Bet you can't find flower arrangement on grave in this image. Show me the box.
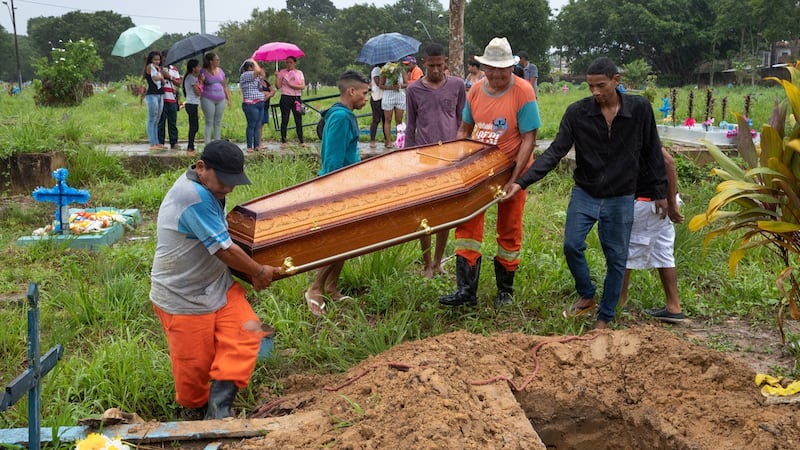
[721,96,728,122]
[380,62,403,86]
[684,89,695,127]
[74,433,130,450]
[744,94,752,119]
[33,209,129,236]
[704,88,715,129]
[670,88,678,126]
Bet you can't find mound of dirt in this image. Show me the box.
[237,325,798,449]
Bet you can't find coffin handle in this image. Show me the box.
[419,218,432,234]
[492,185,507,199]
[277,257,298,275]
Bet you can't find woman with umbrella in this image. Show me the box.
[143,50,166,150]
[200,52,232,143]
[275,56,306,145]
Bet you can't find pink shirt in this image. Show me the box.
[277,68,304,96]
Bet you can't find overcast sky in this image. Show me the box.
[2,0,568,36]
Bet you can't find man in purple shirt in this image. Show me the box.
[406,42,467,278]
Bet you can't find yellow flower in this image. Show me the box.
[74,433,130,450]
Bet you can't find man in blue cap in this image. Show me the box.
[150,139,278,420]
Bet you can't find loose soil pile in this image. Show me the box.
[235,325,798,449]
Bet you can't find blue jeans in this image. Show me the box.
[563,186,634,323]
[145,94,164,145]
[242,101,263,148]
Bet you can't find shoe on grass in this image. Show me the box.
[645,307,685,323]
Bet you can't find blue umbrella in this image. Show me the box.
[356,32,421,66]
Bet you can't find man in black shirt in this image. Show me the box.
[505,57,667,329]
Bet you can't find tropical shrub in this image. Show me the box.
[32,39,103,106]
[689,62,800,341]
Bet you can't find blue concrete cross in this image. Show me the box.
[31,168,90,235]
[0,283,64,450]
[658,97,671,119]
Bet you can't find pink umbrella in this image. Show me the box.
[252,42,304,62]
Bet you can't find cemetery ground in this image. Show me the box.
[1,84,799,448]
[2,145,800,449]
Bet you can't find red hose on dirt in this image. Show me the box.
[471,332,601,391]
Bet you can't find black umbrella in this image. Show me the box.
[164,34,226,66]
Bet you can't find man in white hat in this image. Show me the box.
[440,37,541,309]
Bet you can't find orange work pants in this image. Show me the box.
[153,282,263,409]
[454,189,527,271]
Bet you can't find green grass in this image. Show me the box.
[0,81,788,161]
[0,80,796,438]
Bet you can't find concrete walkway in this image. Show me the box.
[101,140,554,159]
[100,141,384,159]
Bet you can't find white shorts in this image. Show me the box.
[626,197,680,269]
[382,89,406,110]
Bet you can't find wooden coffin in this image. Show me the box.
[227,139,513,281]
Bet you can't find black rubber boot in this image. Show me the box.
[439,256,481,306]
[493,258,515,308]
[204,380,237,420]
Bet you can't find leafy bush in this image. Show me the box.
[32,39,103,107]
[690,62,800,340]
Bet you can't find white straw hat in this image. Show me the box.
[474,37,515,68]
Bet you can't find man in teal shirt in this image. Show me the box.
[305,71,370,315]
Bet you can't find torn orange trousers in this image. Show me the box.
[153,281,263,409]
[454,189,527,271]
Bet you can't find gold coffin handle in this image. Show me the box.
[277,257,297,275]
[419,218,432,235]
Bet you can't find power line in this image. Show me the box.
[15,0,223,26]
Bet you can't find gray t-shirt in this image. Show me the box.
[150,168,233,315]
[523,63,538,96]
[184,73,201,105]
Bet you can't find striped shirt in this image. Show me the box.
[163,65,181,104]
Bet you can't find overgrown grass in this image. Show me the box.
[0,148,794,435]
[0,81,787,159]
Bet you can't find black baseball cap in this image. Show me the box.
[200,140,251,186]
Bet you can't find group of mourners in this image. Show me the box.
[148,36,685,421]
[142,51,307,153]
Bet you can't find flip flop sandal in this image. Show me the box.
[330,294,353,302]
[562,298,597,318]
[304,290,326,317]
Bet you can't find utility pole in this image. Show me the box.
[3,0,22,90]
[199,0,206,34]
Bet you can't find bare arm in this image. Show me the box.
[214,243,276,291]
[456,121,474,140]
[663,148,684,223]
[502,130,537,200]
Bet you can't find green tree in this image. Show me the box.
[33,39,103,106]
[621,58,651,90]
[216,9,331,85]
[27,11,137,82]
[465,0,552,78]
[555,0,715,84]
[286,0,338,25]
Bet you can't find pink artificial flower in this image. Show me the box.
[683,117,695,127]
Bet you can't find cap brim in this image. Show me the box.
[474,56,516,68]
[215,171,251,187]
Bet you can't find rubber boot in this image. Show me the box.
[439,256,481,306]
[204,380,237,420]
[493,258,515,308]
